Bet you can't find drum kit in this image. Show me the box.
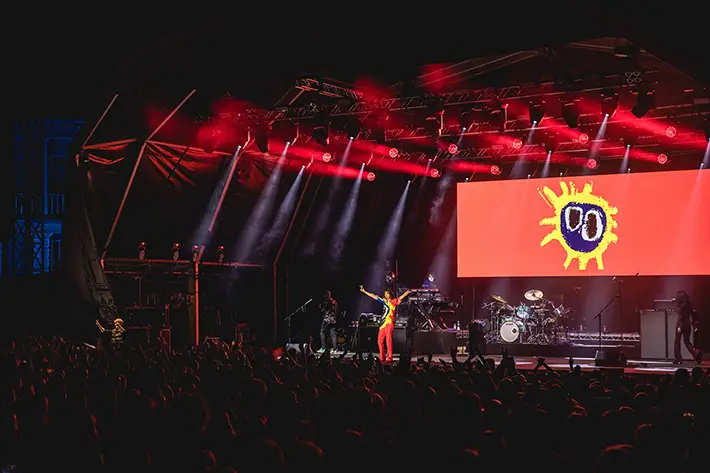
[482,289,570,344]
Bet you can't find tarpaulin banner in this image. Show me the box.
[457,169,710,277]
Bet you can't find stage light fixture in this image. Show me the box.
[490,165,501,176]
[587,158,598,169]
[322,152,333,162]
[489,107,507,132]
[529,102,545,125]
[273,121,298,145]
[172,243,180,261]
[217,245,225,263]
[198,125,223,154]
[447,143,458,155]
[562,101,579,128]
[601,91,618,118]
[254,123,270,153]
[657,153,668,164]
[344,117,361,140]
[512,138,523,150]
[430,168,441,178]
[137,242,146,260]
[578,133,590,145]
[312,120,330,147]
[191,245,199,263]
[389,147,399,158]
[459,110,474,131]
[665,126,677,138]
[425,115,442,138]
[366,172,376,182]
[631,90,654,118]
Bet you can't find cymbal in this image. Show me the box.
[491,295,508,304]
[524,289,544,301]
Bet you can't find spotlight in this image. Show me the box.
[191,245,199,263]
[366,172,376,182]
[217,245,225,263]
[389,147,399,158]
[172,243,180,261]
[665,126,677,138]
[657,153,668,164]
[490,164,502,176]
[430,168,441,178]
[137,242,146,260]
[631,90,654,118]
[529,102,545,125]
[273,121,298,145]
[578,133,590,145]
[512,138,523,150]
[322,152,333,162]
[562,101,579,129]
[587,158,598,169]
[447,143,459,155]
[601,91,618,117]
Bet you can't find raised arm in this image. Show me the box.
[359,285,379,301]
[397,289,412,303]
[95,320,106,334]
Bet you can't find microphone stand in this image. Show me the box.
[594,294,620,352]
[284,299,312,344]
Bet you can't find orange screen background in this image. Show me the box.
[457,170,710,277]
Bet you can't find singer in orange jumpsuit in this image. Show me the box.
[360,285,411,362]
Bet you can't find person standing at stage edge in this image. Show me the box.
[360,285,411,362]
[673,290,702,364]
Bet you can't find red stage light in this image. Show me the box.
[665,126,677,138]
[587,158,598,169]
[448,143,459,155]
[389,147,399,158]
[512,138,523,150]
[657,153,668,164]
[430,168,441,178]
[366,172,376,181]
[322,152,332,162]
[490,165,501,175]
[578,133,589,145]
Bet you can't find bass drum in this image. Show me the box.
[500,320,525,343]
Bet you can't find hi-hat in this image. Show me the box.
[524,289,544,301]
[491,295,508,304]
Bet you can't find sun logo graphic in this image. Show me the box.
[539,181,619,270]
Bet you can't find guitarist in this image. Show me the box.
[319,290,339,352]
[360,285,411,362]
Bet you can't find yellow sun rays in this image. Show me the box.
[539,181,619,270]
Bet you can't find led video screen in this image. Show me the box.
[457,170,710,277]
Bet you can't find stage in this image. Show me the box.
[338,353,708,375]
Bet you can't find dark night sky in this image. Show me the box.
[8,5,707,121]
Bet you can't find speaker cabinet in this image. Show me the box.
[640,310,694,360]
[640,310,667,359]
[595,348,627,367]
[413,331,457,355]
[355,326,411,355]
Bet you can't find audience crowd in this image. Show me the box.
[0,336,708,473]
